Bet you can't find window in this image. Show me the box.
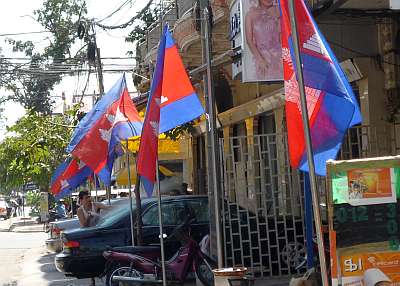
[142,202,187,226]
[186,199,209,223]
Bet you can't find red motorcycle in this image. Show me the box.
[103,218,216,286]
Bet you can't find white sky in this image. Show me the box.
[0,0,147,139]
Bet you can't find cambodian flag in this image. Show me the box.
[50,158,92,199]
[137,26,204,197]
[279,0,362,175]
[159,28,204,133]
[66,75,143,185]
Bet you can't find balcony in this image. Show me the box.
[135,0,231,90]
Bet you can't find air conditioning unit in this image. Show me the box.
[341,0,400,10]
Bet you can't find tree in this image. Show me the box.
[0,0,88,114]
[0,110,75,195]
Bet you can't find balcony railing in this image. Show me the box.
[136,0,196,62]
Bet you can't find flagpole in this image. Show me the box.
[157,2,167,283]
[204,6,224,268]
[156,159,167,286]
[125,139,135,247]
[287,1,329,285]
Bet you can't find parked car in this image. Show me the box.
[0,199,12,219]
[46,198,129,252]
[55,195,210,279]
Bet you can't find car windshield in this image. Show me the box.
[96,200,132,227]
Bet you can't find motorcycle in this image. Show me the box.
[103,217,216,286]
[36,210,68,232]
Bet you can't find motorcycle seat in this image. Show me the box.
[110,245,160,254]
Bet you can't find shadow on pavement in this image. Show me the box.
[37,251,105,286]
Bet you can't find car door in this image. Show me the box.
[79,213,131,254]
[141,200,187,258]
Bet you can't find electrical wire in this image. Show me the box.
[0,31,52,37]
[97,0,134,23]
[328,40,400,67]
[96,0,154,30]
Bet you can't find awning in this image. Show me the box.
[126,134,182,154]
[116,164,175,186]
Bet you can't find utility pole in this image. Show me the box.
[91,21,110,204]
[95,47,105,96]
[200,0,224,268]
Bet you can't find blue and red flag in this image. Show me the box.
[279,0,361,175]
[66,74,143,185]
[137,26,204,197]
[136,27,166,198]
[50,158,92,199]
[159,28,204,133]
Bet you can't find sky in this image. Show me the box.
[0,0,147,139]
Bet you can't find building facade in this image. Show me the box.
[133,0,400,281]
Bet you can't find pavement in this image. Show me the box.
[0,216,105,286]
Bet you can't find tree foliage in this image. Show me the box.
[0,0,87,114]
[125,5,159,57]
[0,109,77,195]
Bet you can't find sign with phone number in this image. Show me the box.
[328,161,400,286]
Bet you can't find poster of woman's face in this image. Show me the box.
[241,0,283,82]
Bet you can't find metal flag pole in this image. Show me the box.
[204,6,224,268]
[125,139,135,247]
[287,1,329,285]
[156,159,167,286]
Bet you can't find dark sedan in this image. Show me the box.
[55,195,210,279]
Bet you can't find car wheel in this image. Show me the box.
[108,266,143,286]
[281,241,307,270]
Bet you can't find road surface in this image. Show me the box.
[0,219,104,286]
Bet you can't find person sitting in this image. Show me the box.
[77,190,109,228]
[76,190,109,286]
[55,200,67,218]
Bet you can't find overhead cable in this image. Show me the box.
[96,0,153,30]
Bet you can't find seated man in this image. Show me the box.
[77,190,109,227]
[55,200,67,218]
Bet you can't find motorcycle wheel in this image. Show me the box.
[107,266,143,286]
[280,241,307,270]
[195,256,217,286]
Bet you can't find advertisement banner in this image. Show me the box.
[230,0,242,79]
[339,252,400,286]
[327,157,400,286]
[240,0,283,82]
[332,168,398,206]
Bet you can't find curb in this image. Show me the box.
[8,216,37,232]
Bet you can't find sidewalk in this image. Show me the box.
[0,215,44,232]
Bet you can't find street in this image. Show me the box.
[0,219,104,286]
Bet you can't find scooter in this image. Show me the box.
[103,218,216,286]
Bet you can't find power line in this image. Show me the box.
[95,0,154,30]
[0,31,52,37]
[0,56,135,60]
[97,0,134,23]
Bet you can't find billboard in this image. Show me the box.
[240,0,283,82]
[327,157,400,286]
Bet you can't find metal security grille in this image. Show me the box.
[221,133,306,277]
[220,124,400,278]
